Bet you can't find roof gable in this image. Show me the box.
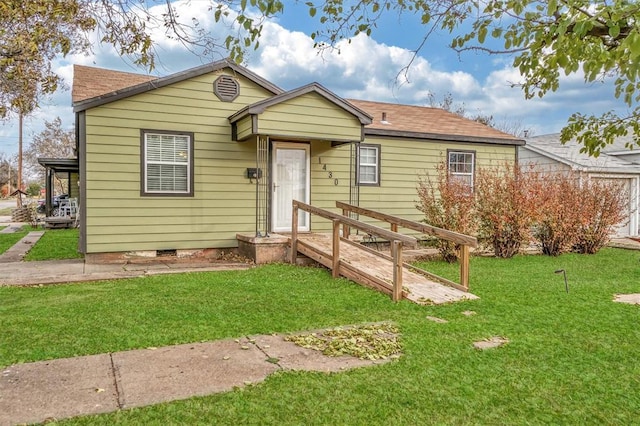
[73,59,283,112]
[349,99,524,145]
[524,133,640,173]
[229,83,372,125]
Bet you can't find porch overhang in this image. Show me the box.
[229,83,372,144]
[38,157,79,217]
[37,158,79,173]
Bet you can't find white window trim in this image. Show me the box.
[141,130,194,197]
[358,144,380,186]
[448,150,475,189]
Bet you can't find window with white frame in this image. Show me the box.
[358,144,380,185]
[448,150,475,188]
[142,130,194,196]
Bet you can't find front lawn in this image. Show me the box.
[0,227,81,259]
[0,226,28,254]
[1,249,639,424]
[24,228,82,261]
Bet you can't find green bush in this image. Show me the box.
[26,182,41,197]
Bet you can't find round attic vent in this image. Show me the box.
[213,75,240,102]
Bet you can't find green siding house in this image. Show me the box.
[71,59,523,260]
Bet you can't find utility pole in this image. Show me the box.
[17,113,22,207]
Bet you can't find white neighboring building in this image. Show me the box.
[520,134,640,237]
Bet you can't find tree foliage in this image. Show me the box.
[3,0,639,152]
[0,1,94,116]
[24,117,75,184]
[26,182,41,197]
[0,0,282,117]
[0,153,17,197]
[303,0,640,154]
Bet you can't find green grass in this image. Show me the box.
[2,249,640,424]
[24,228,82,261]
[0,226,28,254]
[0,226,81,260]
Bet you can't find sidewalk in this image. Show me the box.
[0,258,252,286]
[0,219,252,286]
[1,333,385,425]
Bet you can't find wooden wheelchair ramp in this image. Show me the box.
[290,201,479,305]
[295,233,477,305]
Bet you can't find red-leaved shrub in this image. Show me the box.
[572,178,628,254]
[530,172,628,255]
[416,163,477,262]
[416,162,628,259]
[475,163,540,258]
[532,173,584,256]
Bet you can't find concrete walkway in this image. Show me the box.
[0,258,252,286]
[1,334,386,425]
[0,231,44,263]
[609,237,640,250]
[0,224,25,234]
[0,218,253,286]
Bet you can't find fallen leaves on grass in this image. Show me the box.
[284,323,401,360]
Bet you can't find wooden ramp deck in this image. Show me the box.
[296,233,478,305]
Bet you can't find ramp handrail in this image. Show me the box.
[291,200,413,301]
[336,201,475,291]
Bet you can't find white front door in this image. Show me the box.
[272,143,310,232]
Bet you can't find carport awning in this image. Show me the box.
[37,158,79,173]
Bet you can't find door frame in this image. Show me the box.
[271,142,311,232]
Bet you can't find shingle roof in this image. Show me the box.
[524,133,640,173]
[72,60,283,112]
[598,133,640,155]
[348,99,523,144]
[72,65,156,103]
[71,63,522,145]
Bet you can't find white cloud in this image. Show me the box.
[251,30,483,107]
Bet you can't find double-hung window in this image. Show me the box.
[141,130,194,196]
[358,144,380,186]
[448,150,475,189]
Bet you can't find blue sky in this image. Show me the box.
[0,0,632,158]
